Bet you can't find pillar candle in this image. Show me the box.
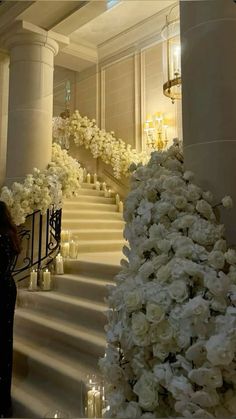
[43,269,51,291]
[104,189,108,198]
[55,254,64,275]
[83,168,87,181]
[115,194,120,205]
[29,270,37,291]
[61,230,70,243]
[87,173,91,184]
[102,182,106,191]
[69,240,77,259]
[93,173,97,184]
[94,390,102,418]
[95,181,100,191]
[61,242,69,258]
[108,189,112,198]
[118,201,124,213]
[87,388,95,418]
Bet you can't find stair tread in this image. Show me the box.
[15,308,105,347]
[14,336,97,383]
[63,228,123,233]
[55,273,113,286]
[18,289,107,311]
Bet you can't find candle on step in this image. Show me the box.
[118,201,124,213]
[87,173,91,184]
[61,242,69,258]
[87,387,96,418]
[83,168,87,181]
[69,240,77,259]
[55,253,64,275]
[29,269,37,291]
[104,189,108,198]
[61,230,70,243]
[102,182,106,191]
[43,269,51,291]
[95,181,100,191]
[115,194,120,205]
[93,173,97,184]
[108,189,112,198]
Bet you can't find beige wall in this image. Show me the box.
[54,41,182,151]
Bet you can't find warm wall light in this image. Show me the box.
[161,4,181,104]
[144,113,168,150]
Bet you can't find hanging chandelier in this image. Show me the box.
[161,4,181,104]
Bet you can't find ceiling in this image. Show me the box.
[0,0,177,71]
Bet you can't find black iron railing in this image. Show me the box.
[13,207,62,282]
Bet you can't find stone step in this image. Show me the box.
[65,196,116,204]
[63,229,124,241]
[64,202,117,212]
[17,290,107,331]
[15,309,105,359]
[62,218,124,230]
[81,182,97,189]
[13,338,95,418]
[54,274,113,301]
[77,188,109,197]
[64,254,121,279]
[76,239,124,253]
[62,210,122,220]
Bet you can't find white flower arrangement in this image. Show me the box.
[0,143,83,225]
[100,139,236,418]
[53,111,149,179]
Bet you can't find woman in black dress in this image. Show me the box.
[0,201,20,418]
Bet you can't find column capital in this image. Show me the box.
[0,20,69,56]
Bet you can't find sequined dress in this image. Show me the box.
[0,234,17,417]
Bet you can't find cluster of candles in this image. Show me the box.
[29,268,52,291]
[86,377,108,418]
[84,169,124,213]
[60,230,78,259]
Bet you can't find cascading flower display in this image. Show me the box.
[100,139,236,418]
[53,111,149,179]
[0,144,83,225]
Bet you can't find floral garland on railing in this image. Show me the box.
[100,139,236,418]
[53,111,149,179]
[0,144,83,225]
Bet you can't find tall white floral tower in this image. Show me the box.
[100,140,236,418]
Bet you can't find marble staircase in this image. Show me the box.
[12,181,124,418]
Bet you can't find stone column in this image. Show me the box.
[0,52,9,186]
[180,0,236,244]
[5,32,58,183]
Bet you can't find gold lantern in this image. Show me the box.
[162,4,181,104]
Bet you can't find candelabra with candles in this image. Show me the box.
[144,113,168,151]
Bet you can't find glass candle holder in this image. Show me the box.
[44,410,70,418]
[55,253,64,275]
[61,242,70,259]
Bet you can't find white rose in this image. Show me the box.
[205,334,234,366]
[133,372,158,411]
[188,367,222,388]
[124,290,143,312]
[174,195,187,209]
[213,239,227,252]
[183,171,194,181]
[152,345,169,361]
[187,184,202,202]
[153,363,173,387]
[196,199,216,221]
[225,395,236,413]
[118,401,142,418]
[168,280,188,303]
[202,190,213,203]
[222,195,233,208]
[132,312,149,338]
[225,248,236,265]
[169,376,193,400]
[150,320,173,343]
[191,389,219,408]
[182,296,209,318]
[208,250,225,269]
[146,303,165,323]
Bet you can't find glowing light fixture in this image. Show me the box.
[161,4,181,103]
[144,112,169,151]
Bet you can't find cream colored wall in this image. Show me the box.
[53,41,182,151]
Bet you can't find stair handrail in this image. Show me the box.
[12,206,62,282]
